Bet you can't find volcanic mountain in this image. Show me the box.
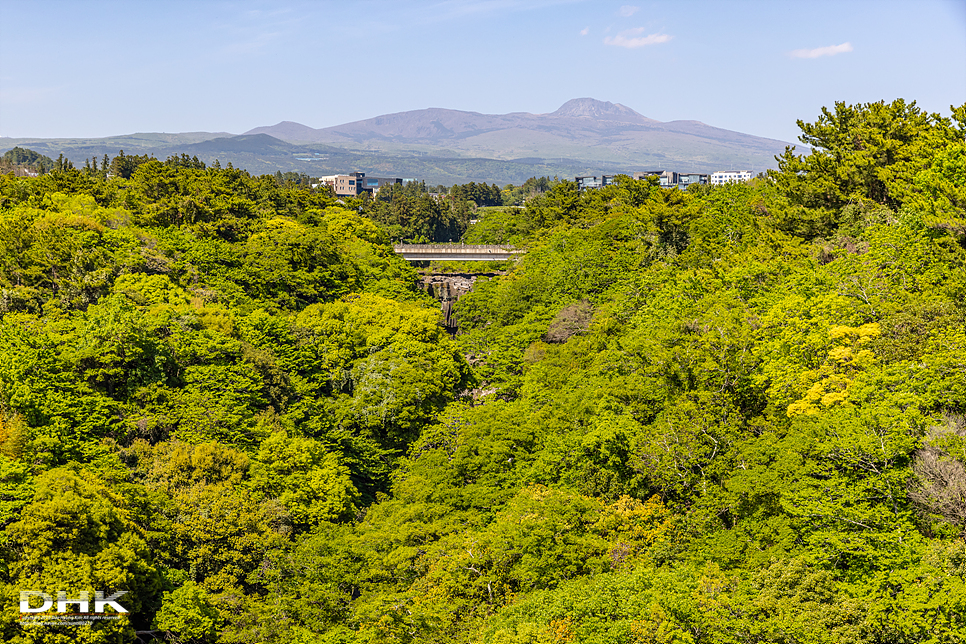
[244,98,792,172]
[2,99,795,183]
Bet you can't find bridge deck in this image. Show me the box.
[393,244,524,261]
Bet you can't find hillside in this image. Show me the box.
[245,98,793,172]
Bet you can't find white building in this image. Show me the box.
[710,170,753,185]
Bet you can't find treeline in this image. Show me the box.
[361,180,467,243]
[352,178,554,244]
[30,145,556,243]
[0,98,963,643]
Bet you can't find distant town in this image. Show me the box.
[316,169,755,198]
[575,170,754,191]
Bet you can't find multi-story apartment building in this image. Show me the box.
[676,173,710,188]
[634,170,677,187]
[361,176,405,192]
[318,172,409,197]
[318,172,366,197]
[576,175,619,190]
[710,170,753,185]
[633,170,709,189]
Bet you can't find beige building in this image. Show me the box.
[318,172,407,197]
[318,172,365,197]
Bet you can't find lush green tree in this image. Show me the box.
[0,147,56,175]
[109,150,154,180]
[364,181,465,243]
[908,138,966,232]
[1,466,160,643]
[770,99,964,215]
[153,581,221,644]
[250,431,358,528]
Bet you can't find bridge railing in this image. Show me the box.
[392,244,521,252]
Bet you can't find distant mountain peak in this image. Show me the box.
[225,100,789,178]
[550,98,654,122]
[244,120,320,140]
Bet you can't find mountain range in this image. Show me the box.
[1,99,797,185]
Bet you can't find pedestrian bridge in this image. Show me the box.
[393,244,524,261]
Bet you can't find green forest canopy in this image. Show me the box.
[0,98,965,643]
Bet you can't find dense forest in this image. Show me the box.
[1,98,965,643]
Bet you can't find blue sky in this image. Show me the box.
[1,0,964,145]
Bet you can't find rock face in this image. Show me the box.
[420,273,491,330]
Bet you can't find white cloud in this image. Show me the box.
[789,42,854,58]
[580,26,589,36]
[618,5,639,17]
[604,28,671,49]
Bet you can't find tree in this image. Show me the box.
[109,150,154,180]
[907,135,966,232]
[770,99,964,213]
[2,466,160,643]
[154,581,220,644]
[250,431,358,528]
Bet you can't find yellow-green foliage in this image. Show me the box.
[787,323,881,416]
